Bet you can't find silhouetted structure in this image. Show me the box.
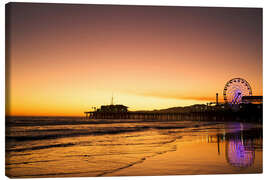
[84,77,262,122]
[98,105,128,113]
[242,96,263,104]
[85,104,128,119]
[84,102,262,123]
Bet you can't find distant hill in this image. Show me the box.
[133,104,208,113]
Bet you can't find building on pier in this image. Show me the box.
[98,104,128,113]
[84,104,128,119]
[241,96,263,104]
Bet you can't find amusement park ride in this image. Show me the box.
[221,77,262,106]
[223,78,253,105]
[207,77,262,108]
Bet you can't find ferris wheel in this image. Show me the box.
[223,78,252,104]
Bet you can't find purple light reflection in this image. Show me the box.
[226,137,255,168]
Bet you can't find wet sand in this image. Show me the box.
[106,124,262,176]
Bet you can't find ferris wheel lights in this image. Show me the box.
[223,78,252,104]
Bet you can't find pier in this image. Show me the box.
[84,86,262,123]
[84,103,262,122]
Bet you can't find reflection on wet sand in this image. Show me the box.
[204,123,262,169]
[226,137,255,168]
[107,122,262,176]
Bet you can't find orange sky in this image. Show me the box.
[6,3,262,116]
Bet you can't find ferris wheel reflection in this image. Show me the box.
[225,135,255,168]
[207,123,262,168]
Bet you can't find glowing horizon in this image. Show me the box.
[6,3,262,116]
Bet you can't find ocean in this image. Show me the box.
[5,116,262,178]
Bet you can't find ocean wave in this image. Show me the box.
[6,142,75,152]
[6,127,151,142]
[6,121,222,142]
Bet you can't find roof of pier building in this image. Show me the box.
[97,104,128,112]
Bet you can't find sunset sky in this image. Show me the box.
[6,3,262,116]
